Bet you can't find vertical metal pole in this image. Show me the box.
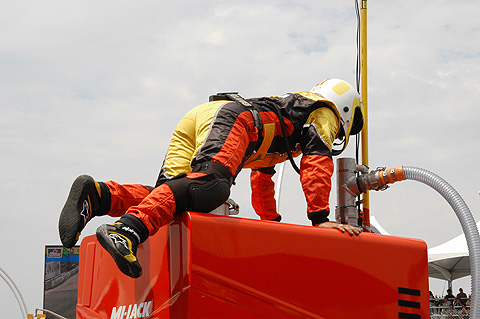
[0,266,28,319]
[274,162,286,214]
[335,158,361,227]
[360,0,370,231]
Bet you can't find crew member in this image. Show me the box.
[58,78,364,278]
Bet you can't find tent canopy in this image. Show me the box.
[372,216,477,282]
[427,225,475,281]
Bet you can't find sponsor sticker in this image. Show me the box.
[47,248,63,258]
[111,301,152,319]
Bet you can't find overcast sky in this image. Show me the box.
[1,0,480,317]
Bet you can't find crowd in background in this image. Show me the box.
[430,288,471,318]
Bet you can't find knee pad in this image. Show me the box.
[189,179,230,212]
[165,168,231,213]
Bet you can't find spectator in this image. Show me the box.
[429,291,435,306]
[466,296,471,307]
[459,304,470,319]
[442,296,453,307]
[454,297,464,308]
[445,289,455,302]
[457,288,468,305]
[443,304,458,318]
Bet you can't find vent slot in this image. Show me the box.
[398,287,421,296]
[398,313,421,319]
[398,300,420,309]
[398,287,422,318]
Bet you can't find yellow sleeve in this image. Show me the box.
[304,107,340,152]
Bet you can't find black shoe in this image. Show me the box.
[59,175,109,248]
[96,222,143,278]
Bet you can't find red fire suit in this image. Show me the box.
[103,91,341,237]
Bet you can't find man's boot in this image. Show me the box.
[95,215,148,278]
[59,175,110,248]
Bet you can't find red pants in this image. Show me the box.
[105,181,176,236]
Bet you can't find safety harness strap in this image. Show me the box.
[244,122,275,166]
[209,92,263,141]
[209,92,301,175]
[263,100,301,174]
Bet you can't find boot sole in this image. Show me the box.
[96,225,142,278]
[58,175,93,248]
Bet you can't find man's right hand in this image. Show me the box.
[314,221,362,236]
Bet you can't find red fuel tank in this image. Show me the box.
[77,212,429,318]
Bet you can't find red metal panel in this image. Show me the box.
[77,212,429,318]
[77,224,175,319]
[78,241,95,307]
[187,213,429,318]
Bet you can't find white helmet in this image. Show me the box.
[311,78,364,155]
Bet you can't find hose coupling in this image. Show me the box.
[345,166,406,197]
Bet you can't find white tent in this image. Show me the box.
[427,222,478,282]
[370,216,390,235]
[372,216,475,283]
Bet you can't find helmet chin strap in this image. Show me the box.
[332,138,347,156]
[332,124,347,156]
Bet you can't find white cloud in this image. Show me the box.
[1,0,479,316]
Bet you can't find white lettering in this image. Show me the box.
[110,306,124,319]
[129,304,138,319]
[111,301,152,319]
[124,305,132,319]
[137,303,144,318]
[143,301,152,317]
